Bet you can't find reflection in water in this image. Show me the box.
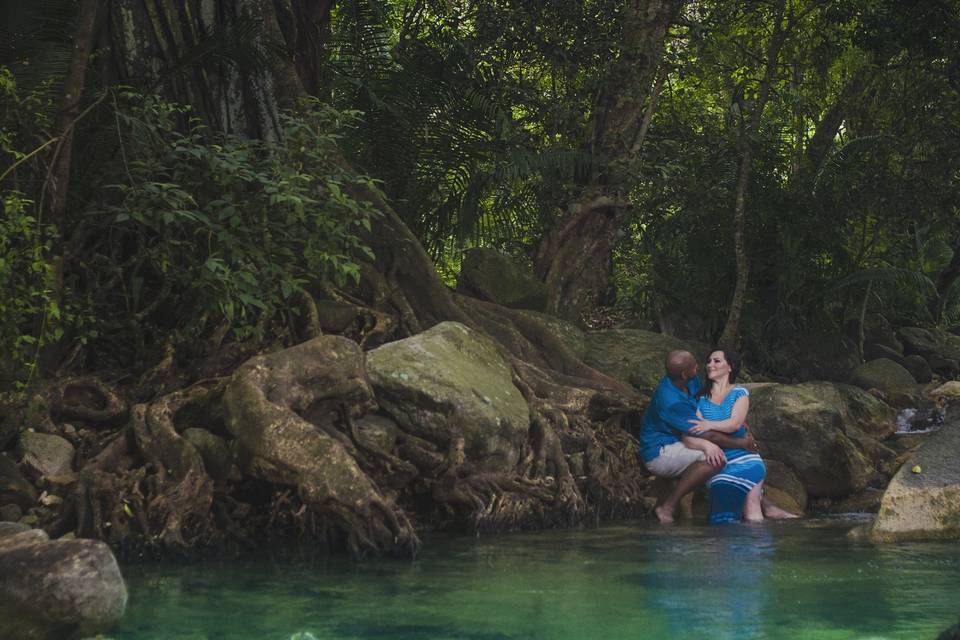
[115,518,960,640]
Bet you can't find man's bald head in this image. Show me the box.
[665,350,697,382]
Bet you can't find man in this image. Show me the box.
[639,350,757,523]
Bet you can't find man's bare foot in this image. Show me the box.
[762,502,799,519]
[655,504,675,524]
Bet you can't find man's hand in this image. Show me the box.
[702,440,726,467]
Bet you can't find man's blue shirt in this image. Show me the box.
[639,375,702,463]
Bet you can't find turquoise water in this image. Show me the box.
[114,517,960,640]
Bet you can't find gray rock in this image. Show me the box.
[871,413,960,541]
[516,310,587,356]
[0,535,127,638]
[353,414,401,453]
[849,358,917,392]
[864,314,903,354]
[17,431,75,479]
[367,322,530,473]
[899,326,960,361]
[763,459,807,513]
[863,342,905,365]
[182,428,233,483]
[927,353,959,378]
[748,382,892,498]
[456,248,549,312]
[901,354,933,384]
[0,521,30,538]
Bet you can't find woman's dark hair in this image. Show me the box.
[698,348,742,399]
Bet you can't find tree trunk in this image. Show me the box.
[718,0,788,348]
[534,0,686,323]
[72,0,647,556]
[38,0,101,374]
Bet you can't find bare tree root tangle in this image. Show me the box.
[222,336,419,557]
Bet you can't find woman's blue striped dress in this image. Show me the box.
[697,386,766,524]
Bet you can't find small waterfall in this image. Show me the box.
[895,402,946,434]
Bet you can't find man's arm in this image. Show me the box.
[698,425,759,452]
[680,435,726,467]
[688,396,749,434]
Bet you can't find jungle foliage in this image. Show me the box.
[1,0,959,386]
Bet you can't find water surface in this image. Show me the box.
[115,517,960,639]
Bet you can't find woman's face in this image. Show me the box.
[705,350,730,382]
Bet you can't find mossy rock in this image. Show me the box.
[456,248,549,312]
[849,358,917,392]
[747,383,891,498]
[367,322,530,473]
[578,329,709,400]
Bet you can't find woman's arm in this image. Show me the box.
[688,395,750,434]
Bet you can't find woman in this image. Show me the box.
[687,349,766,524]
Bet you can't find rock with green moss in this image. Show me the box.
[367,321,530,473]
[747,382,893,498]
[898,326,960,362]
[849,358,917,392]
[456,248,549,312]
[870,413,960,542]
[577,329,709,399]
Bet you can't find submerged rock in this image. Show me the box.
[0,529,127,639]
[367,321,530,473]
[870,414,960,542]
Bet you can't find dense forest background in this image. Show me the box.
[1,0,959,389]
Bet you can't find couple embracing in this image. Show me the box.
[639,348,797,524]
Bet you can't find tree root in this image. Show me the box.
[223,336,420,556]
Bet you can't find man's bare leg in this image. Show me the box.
[742,483,764,522]
[655,461,716,524]
[761,495,799,519]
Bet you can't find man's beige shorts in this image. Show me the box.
[646,442,706,478]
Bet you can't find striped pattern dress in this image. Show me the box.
[697,386,766,524]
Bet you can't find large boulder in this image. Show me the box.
[456,248,549,312]
[367,321,530,473]
[898,326,960,362]
[0,529,127,638]
[747,382,894,498]
[870,413,960,542]
[864,314,903,354]
[863,342,905,366]
[577,329,708,399]
[848,358,917,392]
[17,432,75,480]
[901,354,933,384]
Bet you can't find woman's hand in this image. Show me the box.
[688,418,713,435]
